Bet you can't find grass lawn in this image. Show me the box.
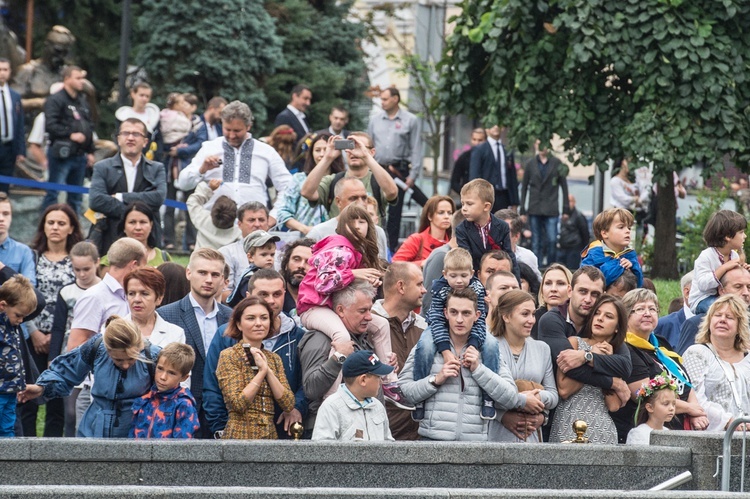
[652,279,683,317]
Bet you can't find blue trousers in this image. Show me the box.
[530,215,559,265]
[0,393,17,437]
[43,154,87,214]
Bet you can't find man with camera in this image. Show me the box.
[367,87,424,251]
[43,65,95,214]
[300,132,397,225]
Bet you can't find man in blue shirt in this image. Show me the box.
[0,193,35,284]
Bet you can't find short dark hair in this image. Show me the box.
[247,268,285,293]
[237,201,269,221]
[703,210,747,248]
[131,82,151,93]
[331,106,348,116]
[445,287,478,310]
[571,266,606,289]
[182,93,199,106]
[0,58,10,66]
[480,250,512,268]
[120,117,148,137]
[382,86,400,102]
[495,209,523,236]
[211,195,237,230]
[607,270,637,295]
[224,296,276,340]
[291,84,311,97]
[62,65,83,79]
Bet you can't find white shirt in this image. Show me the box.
[219,239,249,291]
[515,245,543,282]
[206,121,220,140]
[121,154,138,192]
[188,293,219,353]
[626,423,660,445]
[177,136,292,209]
[28,112,46,147]
[0,83,13,142]
[287,104,309,134]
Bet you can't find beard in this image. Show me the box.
[282,267,304,288]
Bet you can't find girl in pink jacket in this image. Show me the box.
[297,205,411,409]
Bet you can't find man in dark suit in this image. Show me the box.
[519,140,570,266]
[274,84,312,148]
[450,128,486,197]
[88,118,167,254]
[0,58,25,193]
[653,271,693,348]
[157,248,232,438]
[469,125,518,211]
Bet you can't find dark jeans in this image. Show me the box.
[0,142,15,193]
[44,154,87,214]
[387,188,405,252]
[558,247,581,270]
[530,215,559,266]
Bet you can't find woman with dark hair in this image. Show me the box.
[549,295,628,444]
[269,133,344,234]
[610,288,708,442]
[156,262,190,306]
[24,203,83,437]
[488,290,558,442]
[392,195,454,266]
[518,262,540,303]
[215,296,295,439]
[100,202,172,270]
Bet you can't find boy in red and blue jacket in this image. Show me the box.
[130,343,199,439]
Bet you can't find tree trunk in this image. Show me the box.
[650,178,679,279]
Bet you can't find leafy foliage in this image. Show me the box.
[440,0,750,277]
[262,0,371,132]
[135,0,283,125]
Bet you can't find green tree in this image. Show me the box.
[440,0,750,278]
[261,0,370,133]
[135,0,283,125]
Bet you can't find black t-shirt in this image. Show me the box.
[610,341,692,443]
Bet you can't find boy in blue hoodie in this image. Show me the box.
[580,208,643,288]
[130,343,199,439]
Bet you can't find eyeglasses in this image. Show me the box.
[118,131,147,139]
[631,306,658,316]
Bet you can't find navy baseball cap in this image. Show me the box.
[342,350,394,377]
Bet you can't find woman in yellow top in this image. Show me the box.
[216,296,294,439]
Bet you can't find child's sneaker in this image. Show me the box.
[383,382,415,411]
[481,399,497,420]
[412,404,425,421]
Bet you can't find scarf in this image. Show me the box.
[222,137,254,184]
[626,332,691,388]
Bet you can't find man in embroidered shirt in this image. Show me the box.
[176,100,291,215]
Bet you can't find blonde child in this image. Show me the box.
[688,210,748,314]
[627,373,678,445]
[581,208,643,289]
[297,204,411,410]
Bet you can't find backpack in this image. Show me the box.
[85,336,156,384]
[327,172,385,220]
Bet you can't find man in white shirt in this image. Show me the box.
[176,100,292,211]
[88,118,167,253]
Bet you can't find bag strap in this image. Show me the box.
[86,336,104,369]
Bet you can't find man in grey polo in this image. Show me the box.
[367,87,423,252]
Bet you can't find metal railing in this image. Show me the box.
[720,416,750,492]
[649,471,692,491]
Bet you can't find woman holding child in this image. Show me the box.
[488,290,558,442]
[610,289,708,443]
[549,295,628,444]
[216,297,295,439]
[19,316,161,438]
[683,295,750,431]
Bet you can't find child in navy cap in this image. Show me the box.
[312,350,395,441]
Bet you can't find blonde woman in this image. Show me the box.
[683,294,750,431]
[531,263,572,340]
[18,316,160,438]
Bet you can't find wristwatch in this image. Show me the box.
[542,411,549,426]
[333,352,346,364]
[584,350,594,363]
[428,375,439,387]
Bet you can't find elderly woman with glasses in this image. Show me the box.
[610,288,708,443]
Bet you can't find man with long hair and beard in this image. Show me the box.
[280,238,314,316]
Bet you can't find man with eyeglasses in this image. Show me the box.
[305,177,389,259]
[88,117,166,254]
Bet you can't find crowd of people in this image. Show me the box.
[0,63,749,445]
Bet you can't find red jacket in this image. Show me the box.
[392,228,448,266]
